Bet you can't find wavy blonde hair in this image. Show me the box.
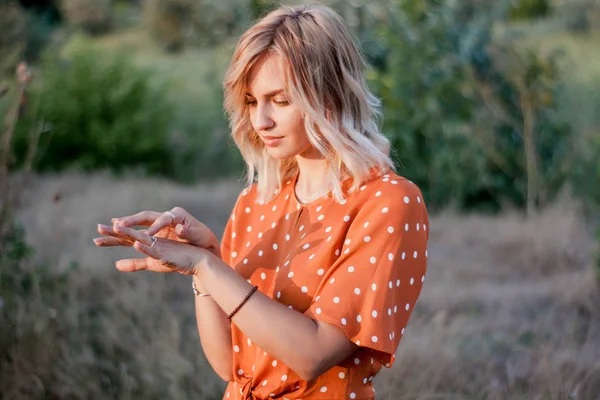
[223,4,394,203]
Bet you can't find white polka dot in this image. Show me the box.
[262,380,268,386]
[382,178,389,182]
[388,281,393,289]
[316,308,322,314]
[327,235,332,242]
[375,191,381,197]
[372,310,378,318]
[402,328,405,334]
[388,308,392,316]
[344,248,350,254]
[330,278,335,284]
[301,286,308,293]
[284,260,290,267]
[426,250,428,257]
[413,251,418,258]
[404,196,410,204]
[258,232,263,238]
[272,205,277,211]
[258,250,263,256]
[339,372,345,379]
[285,234,290,241]
[246,226,252,232]
[417,196,421,203]
[354,288,361,295]
[325,226,332,233]
[243,258,248,264]
[410,277,414,285]
[303,243,310,249]
[343,215,350,222]
[396,279,401,287]
[232,251,237,258]
[350,393,356,399]
[317,268,325,276]
[405,303,410,310]
[272,360,277,367]
[227,392,230,398]
[354,358,360,365]
[416,223,420,231]
[234,345,240,352]
[370,257,376,264]
[356,315,362,323]
[422,275,425,282]
[320,386,328,393]
[391,180,398,185]
[333,297,340,303]
[271,222,276,228]
[402,252,406,260]
[288,272,294,278]
[260,215,265,221]
[364,236,371,242]
[277,292,281,298]
[345,239,351,246]
[363,377,368,384]
[340,199,347,204]
[341,318,347,325]
[238,369,244,375]
[299,225,304,232]
[405,223,409,231]
[387,226,394,233]
[348,266,355,272]
[308,253,315,260]
[245,207,251,213]
[318,215,324,221]
[281,374,288,381]
[382,207,389,213]
[394,305,398,313]
[335,249,340,256]
[232,232,236,238]
[247,338,252,346]
[364,222,370,228]
[273,243,278,250]
[388,253,394,261]
[261,272,266,280]
[360,185,367,191]
[424,224,427,231]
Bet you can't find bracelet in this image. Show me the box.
[192,278,211,297]
[228,285,259,320]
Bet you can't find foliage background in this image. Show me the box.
[1,0,599,398]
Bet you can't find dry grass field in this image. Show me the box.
[3,172,598,399]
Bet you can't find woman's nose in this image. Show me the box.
[253,103,275,131]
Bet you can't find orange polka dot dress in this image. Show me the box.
[220,168,429,399]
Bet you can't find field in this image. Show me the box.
[8,171,599,399]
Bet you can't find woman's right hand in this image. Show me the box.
[96,207,221,258]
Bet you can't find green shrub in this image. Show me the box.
[509,0,551,21]
[13,44,175,176]
[0,1,28,76]
[59,0,113,35]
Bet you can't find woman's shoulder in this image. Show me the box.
[355,170,425,207]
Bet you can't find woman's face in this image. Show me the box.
[245,54,317,160]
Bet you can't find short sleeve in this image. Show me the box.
[304,181,429,367]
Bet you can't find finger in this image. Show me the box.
[133,240,178,271]
[113,211,162,228]
[113,224,154,246]
[93,236,134,247]
[98,224,128,238]
[146,209,186,236]
[115,258,150,272]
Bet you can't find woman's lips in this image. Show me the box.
[262,136,284,147]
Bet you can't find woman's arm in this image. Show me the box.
[192,276,234,382]
[196,251,358,382]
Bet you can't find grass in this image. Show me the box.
[2,171,599,399]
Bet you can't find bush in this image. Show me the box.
[12,43,175,176]
[59,0,113,35]
[509,0,551,21]
[0,1,28,76]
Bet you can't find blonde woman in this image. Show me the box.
[94,4,429,399]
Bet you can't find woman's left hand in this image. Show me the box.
[107,224,208,275]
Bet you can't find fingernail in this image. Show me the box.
[93,238,101,245]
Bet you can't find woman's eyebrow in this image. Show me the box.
[244,89,285,98]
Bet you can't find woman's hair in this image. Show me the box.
[223,4,394,203]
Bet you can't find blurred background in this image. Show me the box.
[1,0,599,398]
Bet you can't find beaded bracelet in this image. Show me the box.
[228,285,259,320]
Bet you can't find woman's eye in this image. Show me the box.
[244,99,257,106]
[274,99,290,106]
